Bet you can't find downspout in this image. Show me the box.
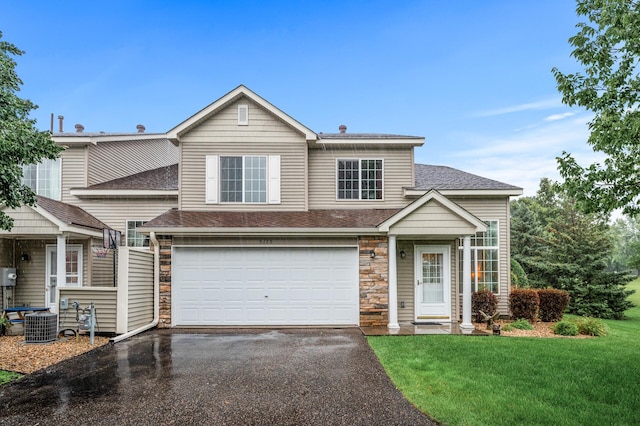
[111,231,160,343]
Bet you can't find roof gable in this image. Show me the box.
[378,190,487,234]
[166,85,317,142]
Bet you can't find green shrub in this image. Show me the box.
[553,321,579,336]
[572,317,607,336]
[510,258,530,288]
[502,323,514,331]
[509,289,539,322]
[537,288,570,322]
[510,318,535,330]
[472,290,499,323]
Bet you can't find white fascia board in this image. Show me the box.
[89,134,167,143]
[404,188,524,197]
[167,85,317,142]
[138,227,381,237]
[52,136,97,146]
[70,189,179,198]
[311,139,424,148]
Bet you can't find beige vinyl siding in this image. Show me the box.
[389,201,479,236]
[58,287,117,333]
[61,146,87,203]
[308,147,414,209]
[87,139,179,186]
[91,241,115,287]
[396,240,457,323]
[0,206,59,236]
[123,249,154,331]
[71,199,176,236]
[452,196,511,315]
[179,98,307,211]
[12,240,47,307]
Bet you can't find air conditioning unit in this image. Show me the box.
[25,313,57,343]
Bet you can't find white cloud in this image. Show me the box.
[422,112,602,197]
[474,98,562,117]
[544,112,576,121]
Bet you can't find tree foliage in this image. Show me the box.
[610,215,640,272]
[511,178,635,319]
[0,31,62,231]
[552,0,640,217]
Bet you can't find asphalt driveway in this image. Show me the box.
[0,329,437,425]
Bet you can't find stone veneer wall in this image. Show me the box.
[158,235,172,328]
[359,236,389,327]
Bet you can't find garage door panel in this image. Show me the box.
[173,247,358,326]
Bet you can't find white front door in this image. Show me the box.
[45,245,82,312]
[415,245,451,321]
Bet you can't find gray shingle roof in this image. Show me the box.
[85,164,178,191]
[36,196,108,231]
[414,164,521,191]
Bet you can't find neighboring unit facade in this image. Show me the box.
[1,85,521,334]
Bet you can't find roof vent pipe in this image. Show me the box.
[58,115,64,133]
[75,124,84,133]
[136,124,145,133]
[339,124,347,134]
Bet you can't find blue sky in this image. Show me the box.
[1,1,595,196]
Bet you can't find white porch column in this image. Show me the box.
[388,235,400,329]
[460,235,474,331]
[54,234,66,314]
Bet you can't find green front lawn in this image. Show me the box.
[368,278,640,426]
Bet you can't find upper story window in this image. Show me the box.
[458,220,500,294]
[22,158,62,200]
[126,220,149,247]
[337,159,383,200]
[238,104,249,125]
[206,155,280,204]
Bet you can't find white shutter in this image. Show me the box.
[238,105,249,125]
[205,155,218,203]
[268,155,281,204]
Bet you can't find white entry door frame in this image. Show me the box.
[414,245,451,322]
[45,243,83,313]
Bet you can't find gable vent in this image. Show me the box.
[238,104,249,126]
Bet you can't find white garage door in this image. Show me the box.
[172,247,359,326]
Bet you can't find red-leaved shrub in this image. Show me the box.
[509,289,539,322]
[472,290,499,322]
[537,288,570,322]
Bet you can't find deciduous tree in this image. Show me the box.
[0,31,62,231]
[552,0,640,216]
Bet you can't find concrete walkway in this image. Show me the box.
[0,329,438,425]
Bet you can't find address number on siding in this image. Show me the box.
[259,239,273,244]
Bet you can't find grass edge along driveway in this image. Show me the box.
[368,278,640,426]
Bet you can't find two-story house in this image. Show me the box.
[1,85,521,335]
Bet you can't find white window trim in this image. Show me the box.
[238,104,249,126]
[458,219,500,295]
[206,154,280,204]
[335,158,384,201]
[45,244,83,287]
[126,220,149,247]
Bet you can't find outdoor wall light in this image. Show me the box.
[20,253,30,262]
[369,250,376,258]
[399,250,406,259]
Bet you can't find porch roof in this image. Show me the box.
[140,208,401,235]
[0,197,108,238]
